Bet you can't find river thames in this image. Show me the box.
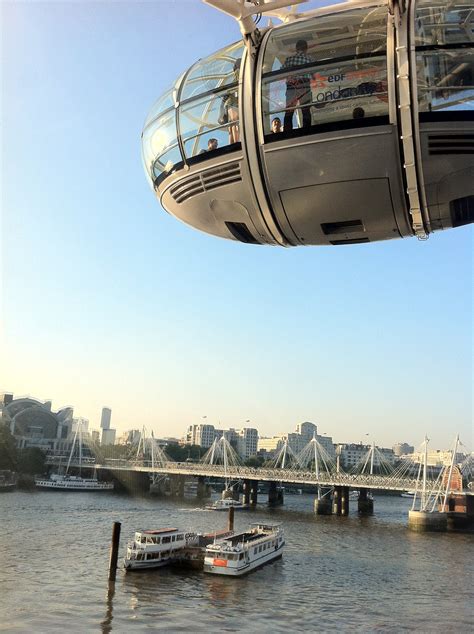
[1,491,472,632]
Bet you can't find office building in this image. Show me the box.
[100,407,112,430]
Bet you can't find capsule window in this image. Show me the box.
[261,4,389,136]
[179,87,241,158]
[180,41,244,101]
[178,41,244,159]
[415,1,474,114]
[142,108,181,183]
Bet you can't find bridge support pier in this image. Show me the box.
[197,476,211,499]
[341,486,350,516]
[243,480,251,506]
[358,488,374,515]
[333,486,349,516]
[314,495,332,515]
[446,494,474,531]
[250,480,258,507]
[170,475,185,498]
[268,481,284,507]
[408,510,447,532]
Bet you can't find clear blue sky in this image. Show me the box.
[1,0,472,451]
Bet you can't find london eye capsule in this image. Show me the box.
[141,0,474,246]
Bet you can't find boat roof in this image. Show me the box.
[250,522,282,528]
[141,528,180,535]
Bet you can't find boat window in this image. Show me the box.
[254,547,257,554]
[162,536,171,544]
[239,553,244,560]
[261,4,389,137]
[176,534,184,541]
[171,536,175,542]
[415,1,474,114]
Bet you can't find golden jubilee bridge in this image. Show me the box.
[46,434,473,530]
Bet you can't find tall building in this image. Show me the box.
[295,421,318,442]
[100,407,112,430]
[184,423,258,458]
[185,424,216,448]
[117,429,142,445]
[336,443,396,469]
[101,429,116,446]
[236,428,259,460]
[258,424,335,459]
[392,442,414,456]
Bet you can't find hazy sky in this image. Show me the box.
[1,0,472,451]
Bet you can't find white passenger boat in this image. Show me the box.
[401,491,416,498]
[35,473,114,491]
[35,420,114,492]
[206,498,249,511]
[123,528,197,570]
[204,523,284,576]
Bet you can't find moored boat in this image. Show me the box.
[35,420,114,492]
[206,497,249,511]
[123,528,197,570]
[204,523,284,576]
[35,473,114,491]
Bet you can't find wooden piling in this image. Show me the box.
[228,505,235,532]
[108,521,121,582]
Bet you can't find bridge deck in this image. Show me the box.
[45,458,472,495]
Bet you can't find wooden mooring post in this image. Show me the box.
[108,521,121,582]
[228,506,235,532]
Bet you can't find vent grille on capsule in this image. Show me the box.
[428,134,474,155]
[169,162,242,203]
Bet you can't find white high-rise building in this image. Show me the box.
[236,428,259,460]
[100,407,111,430]
[185,424,216,448]
[101,428,116,446]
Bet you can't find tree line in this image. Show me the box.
[0,423,47,474]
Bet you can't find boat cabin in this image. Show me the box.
[204,523,284,576]
[133,528,186,548]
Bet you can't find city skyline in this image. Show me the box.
[0,390,467,453]
[1,0,472,452]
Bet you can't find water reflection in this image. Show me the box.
[100,581,115,634]
[203,575,234,603]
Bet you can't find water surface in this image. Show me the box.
[1,491,472,632]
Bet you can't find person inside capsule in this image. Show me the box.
[281,39,313,130]
[220,58,241,144]
[200,138,219,154]
[271,117,282,133]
